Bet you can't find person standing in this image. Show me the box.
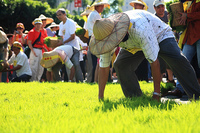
[13,23,26,50]
[56,8,83,81]
[86,0,110,83]
[27,18,47,81]
[168,0,200,97]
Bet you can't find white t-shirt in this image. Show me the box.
[99,10,175,68]
[54,45,74,69]
[86,10,101,36]
[58,18,78,47]
[76,36,87,61]
[8,51,32,77]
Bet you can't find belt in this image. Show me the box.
[33,47,42,50]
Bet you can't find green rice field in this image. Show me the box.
[0,82,200,133]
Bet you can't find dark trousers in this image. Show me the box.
[114,38,200,99]
[11,74,31,82]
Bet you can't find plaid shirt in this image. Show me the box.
[100,10,174,68]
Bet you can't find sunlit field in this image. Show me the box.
[1,82,200,133]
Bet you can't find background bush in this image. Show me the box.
[0,0,84,33]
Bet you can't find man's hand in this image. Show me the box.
[32,50,37,57]
[178,12,187,25]
[150,59,161,102]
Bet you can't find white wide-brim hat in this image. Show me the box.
[0,30,7,44]
[129,0,145,7]
[48,22,59,31]
[89,13,130,55]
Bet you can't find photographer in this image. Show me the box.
[13,23,26,50]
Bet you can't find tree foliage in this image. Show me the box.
[0,0,84,33]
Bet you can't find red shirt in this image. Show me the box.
[183,0,200,45]
[28,28,48,52]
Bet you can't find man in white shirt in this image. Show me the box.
[89,10,200,101]
[5,41,32,82]
[86,0,110,83]
[56,8,82,81]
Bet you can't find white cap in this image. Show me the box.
[153,0,165,7]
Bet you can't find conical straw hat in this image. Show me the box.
[81,5,93,16]
[40,51,60,68]
[89,13,130,55]
[32,14,54,25]
[91,0,110,8]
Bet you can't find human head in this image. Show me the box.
[129,0,145,10]
[56,8,67,21]
[48,22,59,31]
[153,0,165,17]
[33,18,42,31]
[38,14,54,28]
[16,23,25,34]
[91,0,110,13]
[13,41,22,55]
[95,5,105,13]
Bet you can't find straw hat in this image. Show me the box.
[0,30,7,44]
[40,51,60,68]
[81,5,93,16]
[32,14,54,25]
[91,0,110,8]
[89,13,130,55]
[13,41,22,49]
[48,22,59,31]
[129,0,145,7]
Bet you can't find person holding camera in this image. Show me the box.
[13,23,26,50]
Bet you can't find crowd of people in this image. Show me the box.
[0,0,200,101]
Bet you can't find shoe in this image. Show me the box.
[167,89,183,98]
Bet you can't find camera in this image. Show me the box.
[16,31,19,34]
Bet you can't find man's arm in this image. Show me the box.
[27,40,37,57]
[63,34,75,44]
[150,59,161,101]
[98,66,110,99]
[69,66,75,81]
[5,65,22,72]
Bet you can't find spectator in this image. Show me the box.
[129,0,148,10]
[153,0,175,85]
[89,10,200,101]
[80,5,93,82]
[46,22,59,37]
[13,23,26,50]
[0,30,9,82]
[27,18,47,81]
[168,0,200,97]
[86,0,110,83]
[3,41,32,82]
